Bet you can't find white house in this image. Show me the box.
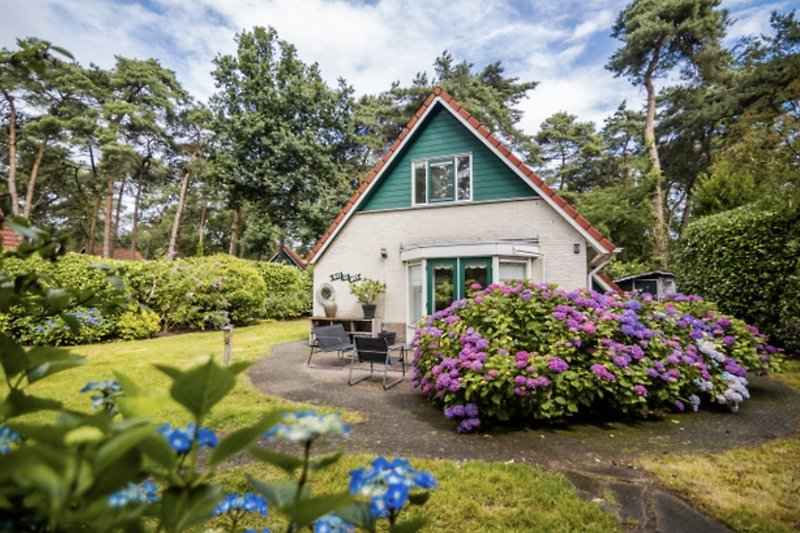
[308,88,620,341]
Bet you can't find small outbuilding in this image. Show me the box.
[269,246,307,270]
[308,88,620,341]
[614,271,677,300]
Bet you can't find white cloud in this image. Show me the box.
[1,0,785,138]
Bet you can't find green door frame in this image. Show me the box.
[426,257,492,314]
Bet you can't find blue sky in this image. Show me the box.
[2,0,793,134]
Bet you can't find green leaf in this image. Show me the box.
[336,502,376,531]
[139,433,177,471]
[160,485,222,533]
[161,358,236,421]
[4,389,62,418]
[95,423,153,471]
[154,364,182,381]
[208,410,286,468]
[389,516,429,533]
[407,491,431,506]
[0,333,28,379]
[25,347,85,384]
[249,447,303,475]
[248,477,306,510]
[310,451,343,472]
[282,492,355,529]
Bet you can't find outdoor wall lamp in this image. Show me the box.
[380,247,388,259]
[573,243,580,254]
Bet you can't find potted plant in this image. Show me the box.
[349,278,387,319]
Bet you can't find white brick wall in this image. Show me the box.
[313,198,589,326]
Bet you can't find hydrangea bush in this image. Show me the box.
[411,281,782,432]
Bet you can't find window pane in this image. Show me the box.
[456,155,471,200]
[432,263,455,312]
[414,162,427,204]
[463,263,489,292]
[408,264,423,324]
[499,262,526,284]
[429,160,454,201]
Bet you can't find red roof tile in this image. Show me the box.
[1,227,23,249]
[597,271,624,295]
[307,88,616,263]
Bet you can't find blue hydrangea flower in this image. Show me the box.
[265,411,349,443]
[0,426,21,454]
[107,481,158,508]
[81,380,123,413]
[349,456,437,518]
[213,492,268,517]
[314,513,354,533]
[157,423,217,453]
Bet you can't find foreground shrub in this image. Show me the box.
[411,281,782,432]
[0,219,436,532]
[675,205,800,356]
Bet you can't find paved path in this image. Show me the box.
[249,340,800,532]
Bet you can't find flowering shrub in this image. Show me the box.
[411,281,782,432]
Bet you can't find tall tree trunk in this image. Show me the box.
[22,134,50,219]
[102,176,114,258]
[130,164,146,260]
[197,201,207,256]
[2,90,20,216]
[643,39,670,269]
[229,207,240,256]
[86,146,100,254]
[168,154,194,259]
[111,176,127,253]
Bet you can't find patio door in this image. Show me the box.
[426,257,492,314]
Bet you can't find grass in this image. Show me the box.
[3,319,621,531]
[214,455,619,532]
[5,319,350,430]
[638,359,800,532]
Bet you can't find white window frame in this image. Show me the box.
[497,259,529,284]
[406,261,425,328]
[411,153,473,206]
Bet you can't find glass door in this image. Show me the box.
[427,259,456,314]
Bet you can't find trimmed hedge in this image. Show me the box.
[0,252,312,345]
[122,254,268,330]
[254,262,312,319]
[675,205,800,356]
[0,253,160,345]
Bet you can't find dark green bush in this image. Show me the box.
[675,205,800,356]
[254,262,312,319]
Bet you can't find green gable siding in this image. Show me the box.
[359,104,537,211]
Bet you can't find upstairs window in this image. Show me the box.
[413,154,471,205]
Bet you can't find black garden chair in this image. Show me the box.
[348,336,405,390]
[308,324,354,366]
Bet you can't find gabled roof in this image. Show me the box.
[594,271,624,295]
[1,227,23,250]
[308,87,616,263]
[614,270,674,283]
[269,246,307,270]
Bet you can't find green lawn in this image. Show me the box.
[639,360,800,533]
[8,319,327,430]
[2,319,620,532]
[215,456,619,532]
